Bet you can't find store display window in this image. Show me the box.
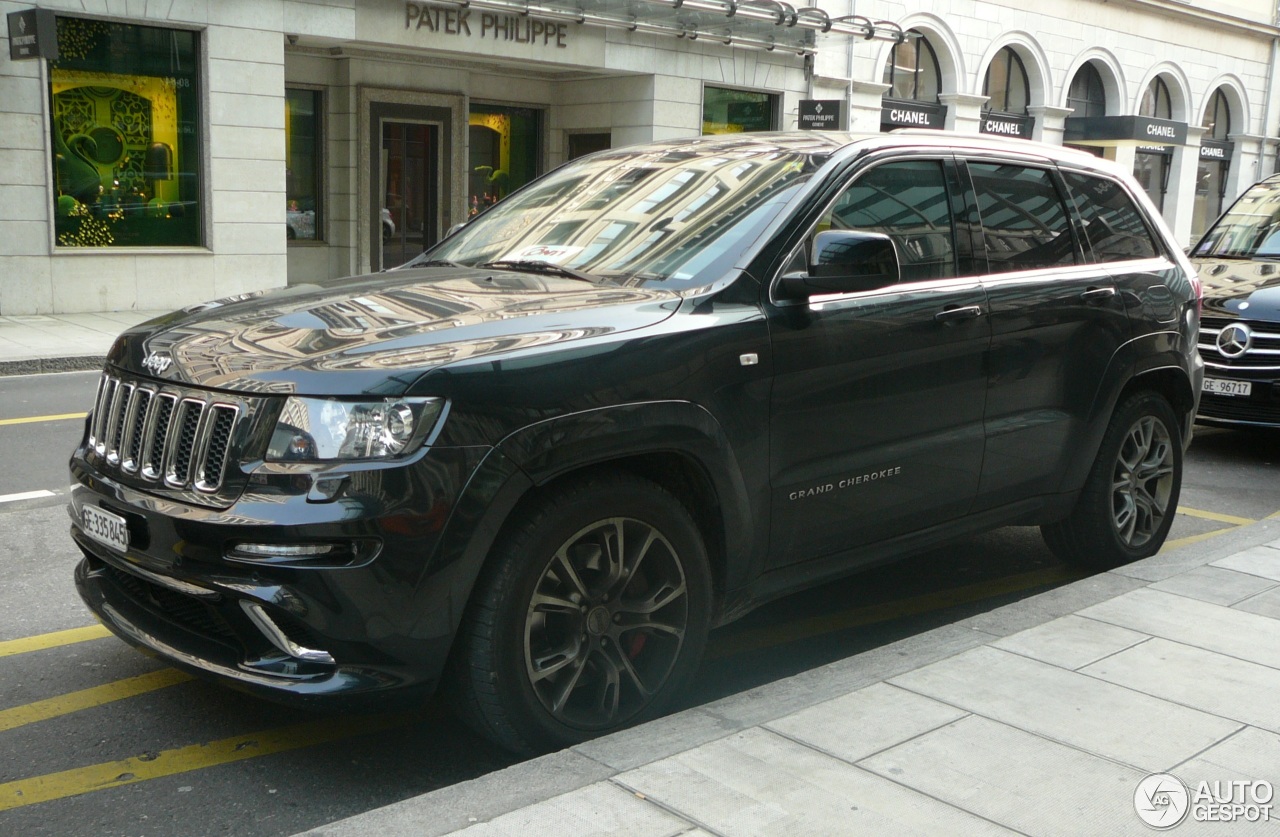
[49,18,202,248]
[286,88,322,241]
[702,87,777,134]
[469,104,541,214]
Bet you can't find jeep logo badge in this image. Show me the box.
[141,352,173,375]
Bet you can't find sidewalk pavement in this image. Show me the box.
[305,521,1280,837]
[0,310,167,376]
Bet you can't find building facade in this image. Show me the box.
[2,0,1278,315]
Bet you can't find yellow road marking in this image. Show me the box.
[0,713,410,811]
[1177,507,1256,526]
[1163,528,1242,551]
[709,565,1085,660]
[0,625,112,659]
[0,669,194,734]
[0,412,87,427]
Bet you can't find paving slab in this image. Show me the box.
[1084,638,1280,734]
[859,714,1146,837]
[1212,546,1280,583]
[616,727,1015,836]
[952,571,1146,636]
[889,645,1240,771]
[764,682,968,764]
[1176,726,1280,786]
[1234,586,1280,620]
[1149,565,1279,606]
[305,749,616,837]
[1080,587,1280,670]
[991,613,1149,670]
[429,782,693,837]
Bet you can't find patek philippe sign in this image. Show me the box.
[980,112,1034,140]
[798,99,845,131]
[7,8,58,61]
[405,1,570,49]
[881,99,945,129]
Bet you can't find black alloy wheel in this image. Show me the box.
[1042,390,1183,568]
[447,473,712,754]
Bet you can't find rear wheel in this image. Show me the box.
[1042,391,1182,568]
[447,473,711,754]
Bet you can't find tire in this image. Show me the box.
[1041,391,1182,569]
[446,473,712,754]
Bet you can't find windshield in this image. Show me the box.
[1193,178,1280,259]
[412,139,823,288]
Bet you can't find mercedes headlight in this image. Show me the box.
[266,397,445,462]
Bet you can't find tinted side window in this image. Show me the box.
[1061,171,1159,262]
[822,160,956,282]
[969,163,1075,272]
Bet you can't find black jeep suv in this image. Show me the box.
[72,132,1202,753]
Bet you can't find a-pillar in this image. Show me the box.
[1166,126,1205,247]
[1029,105,1074,147]
[940,93,988,133]
[848,80,890,133]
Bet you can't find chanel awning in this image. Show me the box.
[1063,115,1189,147]
[425,0,905,53]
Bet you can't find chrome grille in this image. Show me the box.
[1199,317,1280,370]
[88,373,245,494]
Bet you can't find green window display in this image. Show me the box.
[702,87,777,135]
[49,18,202,248]
[286,88,321,241]
[468,104,541,214]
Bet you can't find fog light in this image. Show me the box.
[231,543,338,559]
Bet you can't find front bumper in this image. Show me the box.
[70,442,492,705]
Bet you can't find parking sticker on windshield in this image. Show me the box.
[505,244,583,264]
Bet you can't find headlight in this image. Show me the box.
[266,397,445,462]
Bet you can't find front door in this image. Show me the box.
[378,120,440,270]
[766,157,990,567]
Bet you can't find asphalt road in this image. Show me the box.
[1,370,1277,835]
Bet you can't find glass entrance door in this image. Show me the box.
[379,120,440,269]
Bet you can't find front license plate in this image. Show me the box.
[1202,378,1252,397]
[82,504,129,553]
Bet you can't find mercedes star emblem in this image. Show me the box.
[1216,323,1252,358]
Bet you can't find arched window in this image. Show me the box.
[1140,77,1173,120]
[1194,88,1234,238]
[1134,77,1176,213]
[882,30,941,102]
[1202,88,1230,140]
[983,47,1029,115]
[1067,63,1106,118]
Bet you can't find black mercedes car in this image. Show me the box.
[71,131,1201,753]
[1190,173,1280,427]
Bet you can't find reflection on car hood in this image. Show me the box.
[1192,258,1280,321]
[108,268,682,395]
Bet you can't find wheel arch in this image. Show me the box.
[1063,334,1195,492]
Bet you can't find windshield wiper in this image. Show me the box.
[406,258,467,269]
[479,260,605,284]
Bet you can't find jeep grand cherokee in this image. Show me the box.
[71,131,1202,753]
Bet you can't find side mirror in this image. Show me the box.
[779,230,901,299]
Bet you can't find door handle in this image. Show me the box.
[1081,286,1117,303]
[934,304,983,323]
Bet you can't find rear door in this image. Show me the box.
[765,156,991,566]
[964,158,1131,510]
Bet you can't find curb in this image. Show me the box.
[0,355,106,376]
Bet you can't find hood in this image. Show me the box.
[1193,257,1280,322]
[108,268,682,395]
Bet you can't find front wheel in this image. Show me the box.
[1042,391,1182,569]
[447,473,712,754]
